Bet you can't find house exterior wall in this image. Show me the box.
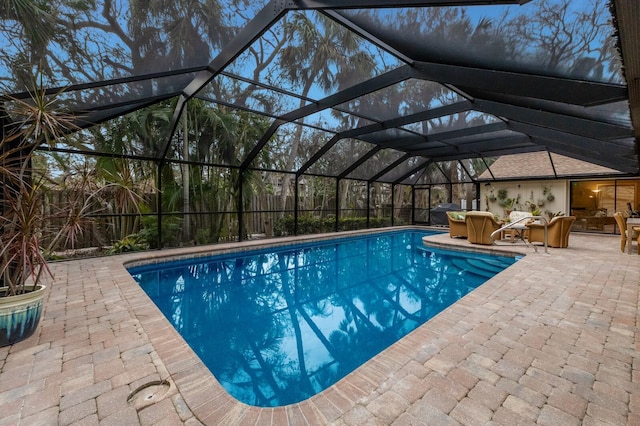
[480,180,569,221]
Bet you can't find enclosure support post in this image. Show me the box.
[156,161,163,249]
[391,184,395,227]
[181,112,190,241]
[366,182,371,228]
[335,178,339,232]
[238,170,244,242]
[294,175,299,236]
[411,185,416,225]
[475,182,480,211]
[428,186,432,225]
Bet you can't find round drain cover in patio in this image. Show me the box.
[127,380,171,409]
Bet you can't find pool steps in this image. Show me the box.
[416,245,512,279]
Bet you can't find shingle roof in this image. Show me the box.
[477,152,621,181]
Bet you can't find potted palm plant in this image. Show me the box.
[0,169,50,346]
[0,73,77,346]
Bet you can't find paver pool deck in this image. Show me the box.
[1,228,639,425]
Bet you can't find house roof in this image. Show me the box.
[476,152,622,181]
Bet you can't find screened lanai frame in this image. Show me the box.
[1,0,638,249]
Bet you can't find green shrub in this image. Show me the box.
[108,234,149,254]
[274,215,394,236]
[138,215,183,248]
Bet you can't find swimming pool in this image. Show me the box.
[128,230,518,407]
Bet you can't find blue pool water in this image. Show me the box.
[128,230,518,407]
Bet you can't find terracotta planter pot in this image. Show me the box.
[0,285,46,347]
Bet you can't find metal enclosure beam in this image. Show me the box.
[414,61,628,107]
[337,146,383,179]
[368,154,412,182]
[341,101,473,140]
[393,159,432,185]
[389,122,509,150]
[508,123,638,173]
[248,66,414,173]
[159,0,291,162]
[297,134,342,176]
[474,99,633,140]
[294,0,530,8]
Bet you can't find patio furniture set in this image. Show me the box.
[446,210,576,248]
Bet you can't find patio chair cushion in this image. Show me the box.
[465,211,502,245]
[446,211,468,238]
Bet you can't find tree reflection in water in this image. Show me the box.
[132,231,517,407]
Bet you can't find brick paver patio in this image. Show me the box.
[1,229,638,425]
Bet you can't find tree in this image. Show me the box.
[503,0,620,82]
[275,13,376,209]
[0,0,56,86]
